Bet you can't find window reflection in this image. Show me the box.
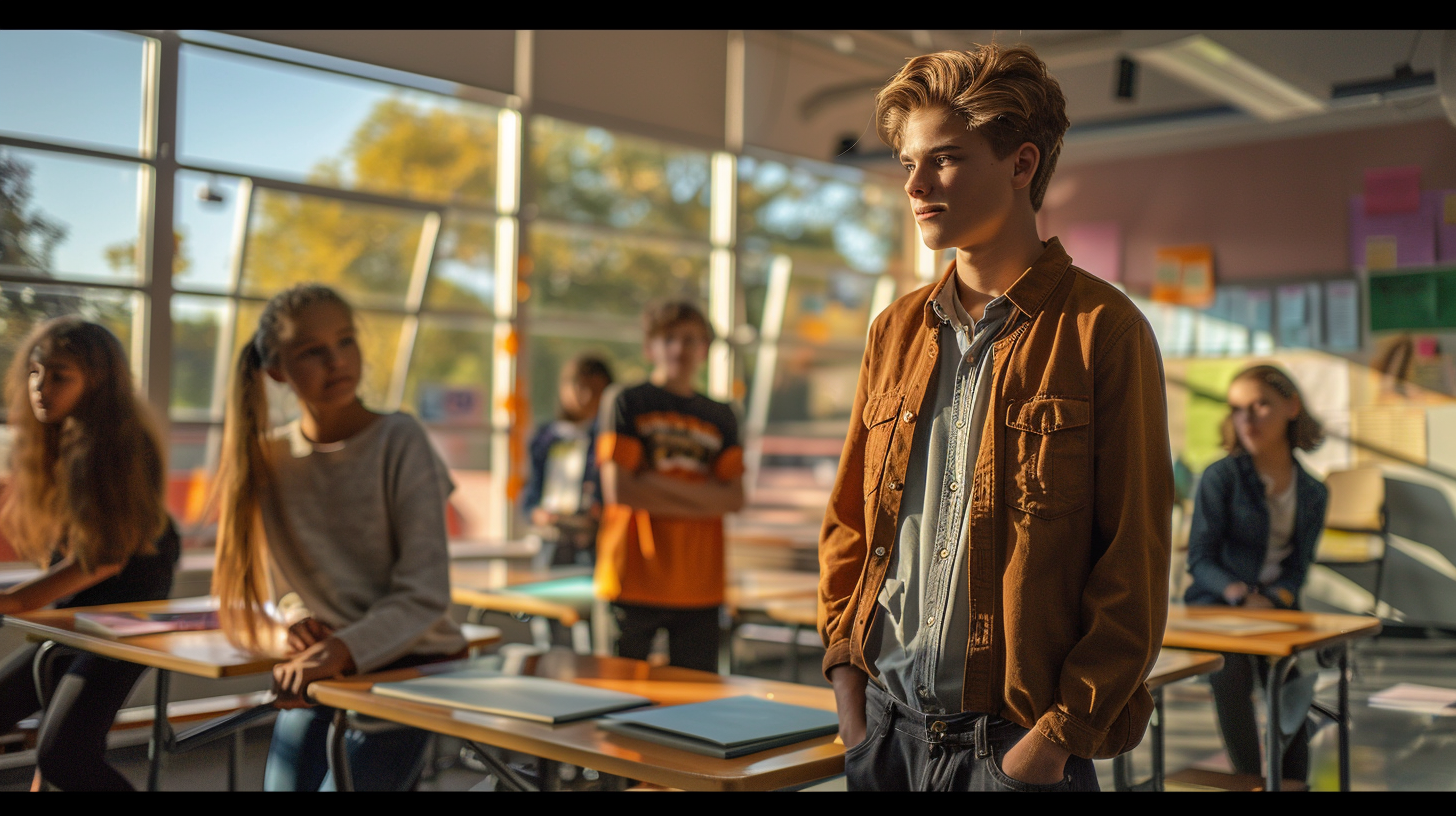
[180,45,499,206]
[0,30,146,155]
[0,146,143,282]
[423,213,495,314]
[528,223,709,319]
[240,187,428,311]
[529,115,711,238]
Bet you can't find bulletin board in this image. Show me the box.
[1368,268,1456,331]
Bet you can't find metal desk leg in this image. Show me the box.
[147,669,172,792]
[1264,656,1296,792]
[1338,643,1350,792]
[1151,687,1166,791]
[788,624,802,683]
[328,708,354,792]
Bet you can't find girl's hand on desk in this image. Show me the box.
[1222,581,1250,605]
[286,617,335,653]
[272,636,356,709]
[1242,593,1275,609]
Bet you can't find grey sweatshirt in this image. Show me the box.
[260,412,465,673]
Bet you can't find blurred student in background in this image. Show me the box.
[594,301,744,672]
[523,353,614,566]
[0,317,177,790]
[1185,364,1328,784]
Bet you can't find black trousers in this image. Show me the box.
[846,681,1100,792]
[1209,652,1309,782]
[0,642,149,791]
[611,602,720,673]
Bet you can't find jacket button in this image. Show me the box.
[902,411,915,423]
[874,547,886,557]
[888,480,903,491]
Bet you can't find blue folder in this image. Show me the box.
[599,695,839,759]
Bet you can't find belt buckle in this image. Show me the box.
[927,720,948,758]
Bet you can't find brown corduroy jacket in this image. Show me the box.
[817,238,1172,760]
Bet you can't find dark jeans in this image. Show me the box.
[263,705,431,792]
[846,681,1100,792]
[0,642,148,791]
[1209,652,1309,782]
[611,602,720,673]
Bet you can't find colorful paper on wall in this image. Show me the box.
[1363,165,1422,216]
[1349,193,1438,270]
[1277,284,1311,347]
[1325,280,1360,351]
[1152,245,1215,307]
[1440,191,1456,263]
[1061,221,1122,282]
[1365,236,1398,270]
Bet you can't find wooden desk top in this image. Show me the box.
[309,650,843,792]
[725,569,819,615]
[1,598,278,678]
[450,565,593,625]
[1147,649,1223,690]
[1164,606,1382,657]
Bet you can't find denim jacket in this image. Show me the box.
[1183,453,1329,608]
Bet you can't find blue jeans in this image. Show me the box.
[264,705,430,792]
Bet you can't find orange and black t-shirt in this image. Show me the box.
[593,383,744,608]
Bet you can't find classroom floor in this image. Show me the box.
[2,635,1454,792]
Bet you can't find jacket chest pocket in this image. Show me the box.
[1005,395,1091,520]
[862,391,905,497]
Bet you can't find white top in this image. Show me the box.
[261,412,465,673]
[540,419,590,515]
[1259,473,1298,585]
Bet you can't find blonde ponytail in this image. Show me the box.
[208,284,355,655]
[209,335,282,654]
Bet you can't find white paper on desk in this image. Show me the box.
[1368,683,1456,715]
[1173,616,1299,636]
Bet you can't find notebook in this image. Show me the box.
[1368,683,1456,716]
[371,669,653,724]
[599,695,839,759]
[1172,616,1299,636]
[73,610,220,638]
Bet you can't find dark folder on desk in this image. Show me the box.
[598,695,839,759]
[371,669,652,724]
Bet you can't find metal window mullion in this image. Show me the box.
[0,133,154,166]
[143,31,180,440]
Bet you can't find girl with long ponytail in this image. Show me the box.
[0,317,179,790]
[209,283,465,791]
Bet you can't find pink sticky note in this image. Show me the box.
[1416,336,1440,358]
[1062,221,1122,282]
[1364,166,1422,216]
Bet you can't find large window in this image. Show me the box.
[523,116,714,428]
[0,30,916,560]
[735,152,908,503]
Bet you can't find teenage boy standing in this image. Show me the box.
[595,301,745,672]
[818,45,1172,791]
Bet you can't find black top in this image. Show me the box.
[1183,454,1329,609]
[55,518,180,609]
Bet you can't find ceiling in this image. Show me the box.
[788,29,1454,169]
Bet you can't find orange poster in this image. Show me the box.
[1152,245,1216,308]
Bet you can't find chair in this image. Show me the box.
[1315,467,1388,615]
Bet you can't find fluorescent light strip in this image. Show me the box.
[1135,35,1325,123]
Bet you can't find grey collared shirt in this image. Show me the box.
[864,278,1014,714]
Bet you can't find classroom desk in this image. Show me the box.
[1111,649,1224,792]
[450,564,594,627]
[2,598,502,791]
[1163,606,1382,792]
[308,649,844,792]
[1,597,276,791]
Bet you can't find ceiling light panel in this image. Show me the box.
[1134,34,1326,122]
